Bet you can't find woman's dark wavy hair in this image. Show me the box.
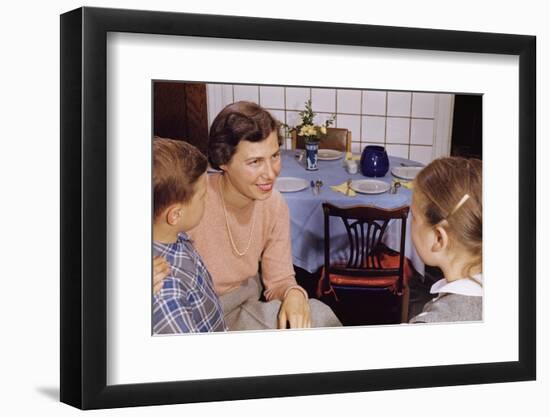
[208,101,282,170]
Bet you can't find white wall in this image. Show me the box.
[0,1,546,416]
[207,83,453,164]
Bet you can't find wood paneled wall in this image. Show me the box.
[153,82,209,155]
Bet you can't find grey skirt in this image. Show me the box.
[219,276,342,331]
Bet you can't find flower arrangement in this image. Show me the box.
[284,99,335,144]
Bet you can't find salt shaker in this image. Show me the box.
[345,160,358,175]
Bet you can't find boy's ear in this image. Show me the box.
[431,225,449,253]
[166,204,183,226]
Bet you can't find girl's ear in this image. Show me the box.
[166,204,183,226]
[431,224,450,253]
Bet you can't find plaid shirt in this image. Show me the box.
[153,233,227,334]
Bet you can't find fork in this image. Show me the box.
[346,178,352,196]
[315,179,323,194]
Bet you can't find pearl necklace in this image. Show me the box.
[219,177,257,257]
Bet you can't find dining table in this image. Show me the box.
[276,149,425,276]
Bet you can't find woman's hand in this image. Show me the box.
[277,288,311,329]
[153,256,170,294]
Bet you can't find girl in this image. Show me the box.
[409,157,483,323]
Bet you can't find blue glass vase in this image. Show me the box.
[360,145,389,177]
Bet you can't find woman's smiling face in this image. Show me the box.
[220,130,282,202]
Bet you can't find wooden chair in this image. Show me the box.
[291,127,351,152]
[318,203,412,323]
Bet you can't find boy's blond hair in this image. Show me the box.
[153,137,207,219]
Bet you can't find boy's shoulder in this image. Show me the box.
[153,236,201,274]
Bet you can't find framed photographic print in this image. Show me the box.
[60,6,536,410]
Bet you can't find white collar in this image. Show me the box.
[430,274,483,297]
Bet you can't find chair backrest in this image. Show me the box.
[291,128,351,152]
[322,203,410,290]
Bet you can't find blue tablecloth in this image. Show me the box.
[278,150,424,275]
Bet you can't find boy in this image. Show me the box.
[152,137,226,334]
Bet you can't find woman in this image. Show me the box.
[155,101,341,331]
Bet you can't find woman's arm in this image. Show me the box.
[260,194,311,328]
[278,288,311,328]
[260,195,305,300]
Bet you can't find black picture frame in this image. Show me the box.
[60,6,536,410]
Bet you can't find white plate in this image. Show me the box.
[317,149,343,160]
[274,177,309,193]
[350,179,391,194]
[391,166,423,180]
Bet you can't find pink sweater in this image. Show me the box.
[188,173,305,301]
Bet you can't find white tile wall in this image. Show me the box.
[411,119,434,145]
[362,116,385,142]
[260,86,285,109]
[350,142,363,153]
[316,113,335,126]
[386,117,410,144]
[221,84,234,107]
[337,89,362,114]
[336,114,360,142]
[269,109,286,126]
[387,92,411,117]
[233,85,259,103]
[269,109,286,143]
[410,146,434,165]
[362,91,386,115]
[312,88,336,113]
[285,87,310,110]
[207,83,448,164]
[285,110,302,128]
[412,93,436,118]
[385,144,410,159]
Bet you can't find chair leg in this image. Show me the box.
[400,285,410,323]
